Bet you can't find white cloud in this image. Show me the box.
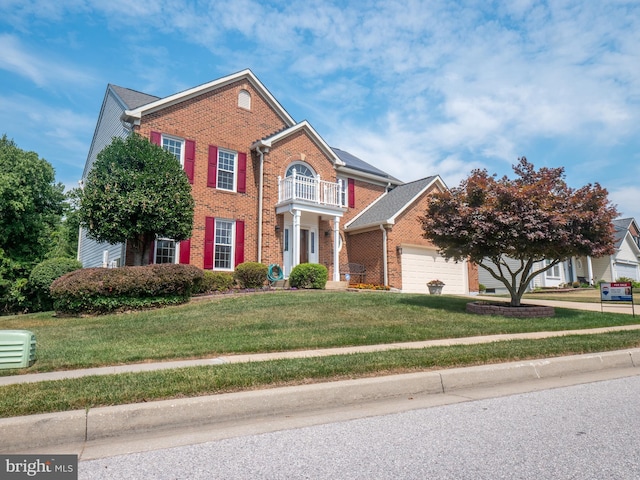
[0,94,92,186]
[609,186,640,223]
[0,34,95,88]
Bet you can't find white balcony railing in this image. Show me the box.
[278,171,344,208]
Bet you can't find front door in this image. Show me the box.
[300,229,309,264]
[283,222,318,277]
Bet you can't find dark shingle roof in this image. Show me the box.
[110,85,160,110]
[332,148,400,182]
[613,218,635,248]
[347,176,437,230]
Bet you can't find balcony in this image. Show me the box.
[278,173,345,208]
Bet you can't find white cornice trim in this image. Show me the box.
[252,121,345,167]
[123,69,295,126]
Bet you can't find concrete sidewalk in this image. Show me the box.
[1,296,639,457]
[2,324,640,386]
[2,348,640,458]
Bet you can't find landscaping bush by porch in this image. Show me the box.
[196,271,235,294]
[288,263,328,289]
[234,262,268,289]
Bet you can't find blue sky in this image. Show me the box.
[2,0,639,221]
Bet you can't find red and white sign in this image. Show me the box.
[600,282,633,302]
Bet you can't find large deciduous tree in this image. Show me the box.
[421,157,618,307]
[0,135,65,265]
[77,134,194,266]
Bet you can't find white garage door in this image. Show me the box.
[400,246,467,294]
[615,263,639,281]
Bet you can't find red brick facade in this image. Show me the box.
[110,70,478,292]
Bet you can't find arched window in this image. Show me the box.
[286,163,315,179]
[285,162,316,200]
[238,89,251,110]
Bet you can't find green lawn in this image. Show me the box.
[0,290,637,375]
[1,290,639,418]
[522,287,640,304]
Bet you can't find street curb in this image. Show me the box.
[2,349,639,452]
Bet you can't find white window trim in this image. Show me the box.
[337,176,348,207]
[238,89,251,110]
[545,260,561,279]
[214,219,235,271]
[217,148,238,192]
[286,161,316,179]
[161,134,185,167]
[154,237,180,264]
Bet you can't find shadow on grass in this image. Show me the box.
[398,294,471,313]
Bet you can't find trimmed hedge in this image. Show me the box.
[50,264,204,315]
[234,262,268,289]
[288,263,328,289]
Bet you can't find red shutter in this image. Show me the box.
[204,217,215,269]
[207,145,218,188]
[234,220,245,267]
[237,152,247,193]
[150,131,161,145]
[348,178,355,209]
[179,238,191,264]
[184,140,195,184]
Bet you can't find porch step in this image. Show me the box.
[325,281,349,290]
[271,279,289,289]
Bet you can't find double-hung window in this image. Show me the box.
[155,238,177,264]
[214,220,234,270]
[217,149,237,191]
[153,135,185,265]
[162,136,184,165]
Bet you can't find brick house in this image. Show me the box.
[78,69,478,294]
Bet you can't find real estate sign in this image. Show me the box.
[600,282,633,302]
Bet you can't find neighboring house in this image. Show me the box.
[573,218,640,284]
[78,69,477,294]
[479,217,640,293]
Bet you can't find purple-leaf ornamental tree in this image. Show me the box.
[421,157,618,307]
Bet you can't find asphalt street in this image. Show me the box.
[79,374,640,480]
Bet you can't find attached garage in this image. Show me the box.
[400,246,468,294]
[614,262,639,281]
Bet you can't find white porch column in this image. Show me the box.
[333,216,340,281]
[292,209,301,269]
[587,255,594,285]
[571,256,578,283]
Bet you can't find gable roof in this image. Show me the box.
[345,176,445,231]
[613,217,640,249]
[252,121,345,167]
[110,85,159,110]
[332,148,402,185]
[122,69,295,126]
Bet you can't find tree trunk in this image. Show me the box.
[129,232,154,266]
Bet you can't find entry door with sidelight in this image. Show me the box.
[283,224,318,276]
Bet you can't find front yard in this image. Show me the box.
[1,291,639,417]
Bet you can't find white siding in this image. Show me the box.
[478,256,530,294]
[78,88,129,266]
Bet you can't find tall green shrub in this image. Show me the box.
[288,263,328,289]
[29,257,82,312]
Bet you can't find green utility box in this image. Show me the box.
[0,330,36,369]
